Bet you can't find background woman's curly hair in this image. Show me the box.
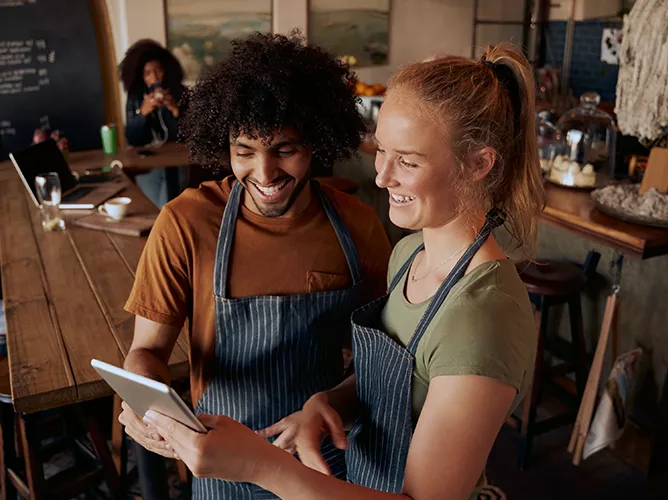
[119,39,184,96]
[179,31,366,175]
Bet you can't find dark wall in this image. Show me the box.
[0,0,106,157]
[545,20,622,103]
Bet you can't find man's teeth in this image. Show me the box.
[391,193,415,203]
[255,179,289,195]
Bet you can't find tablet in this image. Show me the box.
[91,359,207,433]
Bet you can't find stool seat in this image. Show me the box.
[516,260,585,296]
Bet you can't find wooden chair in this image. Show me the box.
[514,250,600,468]
[0,357,123,499]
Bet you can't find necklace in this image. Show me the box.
[410,243,471,282]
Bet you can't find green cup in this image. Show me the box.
[100,124,117,155]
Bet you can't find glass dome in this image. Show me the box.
[549,92,617,189]
[536,111,566,175]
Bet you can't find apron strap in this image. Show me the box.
[213,180,364,298]
[312,180,363,285]
[406,209,505,355]
[387,243,424,294]
[213,180,244,298]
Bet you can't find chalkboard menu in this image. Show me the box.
[0,0,107,157]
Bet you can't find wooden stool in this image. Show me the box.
[514,251,600,468]
[0,357,123,499]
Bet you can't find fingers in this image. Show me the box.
[295,421,332,475]
[118,403,175,458]
[272,427,297,455]
[119,402,164,442]
[256,418,287,439]
[144,410,198,460]
[320,407,348,451]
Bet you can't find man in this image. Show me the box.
[119,32,391,499]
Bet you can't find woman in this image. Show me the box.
[143,43,544,499]
[119,39,186,207]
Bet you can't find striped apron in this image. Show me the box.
[346,210,504,493]
[194,180,362,499]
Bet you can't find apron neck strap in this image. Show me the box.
[214,179,363,298]
[405,209,505,355]
[311,180,363,284]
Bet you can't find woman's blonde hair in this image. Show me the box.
[388,43,545,250]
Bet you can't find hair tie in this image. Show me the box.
[480,58,522,134]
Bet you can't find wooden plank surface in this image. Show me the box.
[542,183,668,259]
[0,175,77,411]
[0,159,191,413]
[65,142,191,172]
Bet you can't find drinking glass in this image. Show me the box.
[34,172,65,231]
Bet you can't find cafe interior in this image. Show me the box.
[1,0,667,498]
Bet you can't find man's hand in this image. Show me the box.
[257,410,303,455]
[118,402,178,458]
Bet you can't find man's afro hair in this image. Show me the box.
[179,31,367,175]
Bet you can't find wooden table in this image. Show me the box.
[67,141,191,172]
[542,182,668,260]
[0,159,189,415]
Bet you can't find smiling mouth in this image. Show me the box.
[249,178,292,202]
[390,193,416,205]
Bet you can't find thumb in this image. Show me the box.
[257,418,287,438]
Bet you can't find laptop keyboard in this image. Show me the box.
[63,187,95,202]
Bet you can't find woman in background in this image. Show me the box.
[119,39,186,207]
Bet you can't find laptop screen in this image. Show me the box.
[9,139,78,201]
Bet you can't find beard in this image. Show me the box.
[244,175,311,218]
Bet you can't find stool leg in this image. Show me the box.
[519,296,549,469]
[0,404,16,500]
[568,296,587,401]
[82,411,123,499]
[18,414,44,500]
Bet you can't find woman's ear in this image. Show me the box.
[470,146,496,181]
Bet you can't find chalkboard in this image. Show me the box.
[0,0,107,157]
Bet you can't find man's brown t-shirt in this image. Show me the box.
[125,177,392,406]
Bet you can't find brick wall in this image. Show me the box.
[546,20,622,103]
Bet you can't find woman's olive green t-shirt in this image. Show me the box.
[380,232,537,423]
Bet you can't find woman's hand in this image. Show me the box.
[257,410,302,454]
[294,392,348,475]
[144,411,288,483]
[139,93,159,116]
[161,89,180,118]
[118,402,176,458]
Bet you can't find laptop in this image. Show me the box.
[9,139,125,209]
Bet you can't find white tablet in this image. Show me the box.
[91,359,207,433]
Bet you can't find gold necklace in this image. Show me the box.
[410,243,471,283]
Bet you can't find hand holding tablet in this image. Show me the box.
[91,359,207,433]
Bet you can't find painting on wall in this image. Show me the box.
[309,0,390,67]
[166,0,272,84]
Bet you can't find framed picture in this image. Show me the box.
[165,0,272,84]
[308,0,390,67]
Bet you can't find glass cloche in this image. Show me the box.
[536,111,566,175]
[548,92,617,189]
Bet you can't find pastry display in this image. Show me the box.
[549,155,597,188]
